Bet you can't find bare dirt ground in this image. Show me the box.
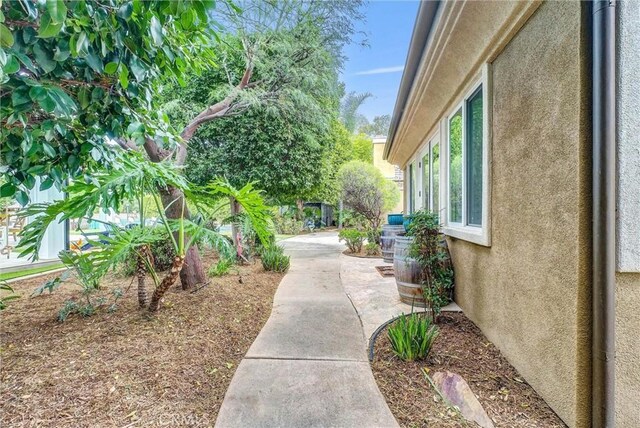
[371,312,567,428]
[1,253,283,427]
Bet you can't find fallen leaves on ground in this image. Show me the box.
[1,253,283,427]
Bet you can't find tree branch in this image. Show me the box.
[175,63,254,166]
[143,138,171,163]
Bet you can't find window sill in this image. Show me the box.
[442,225,491,247]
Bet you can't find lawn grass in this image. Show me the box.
[0,263,65,281]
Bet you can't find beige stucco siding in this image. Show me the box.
[616,273,640,427]
[373,140,404,213]
[448,3,590,427]
[615,1,640,425]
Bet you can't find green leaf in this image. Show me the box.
[11,87,31,106]
[40,178,55,191]
[104,62,119,74]
[0,23,13,48]
[47,87,78,117]
[181,9,194,29]
[38,94,57,112]
[119,64,129,89]
[53,40,70,61]
[38,13,64,38]
[117,2,133,20]
[29,86,48,102]
[42,142,56,158]
[46,0,68,24]
[19,0,39,19]
[150,16,163,46]
[75,31,89,57]
[129,56,146,81]
[14,190,29,206]
[13,52,36,73]
[78,87,90,109]
[85,50,103,73]
[33,43,57,73]
[3,55,19,73]
[0,182,16,198]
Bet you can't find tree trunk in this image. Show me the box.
[136,245,150,308]
[141,63,255,290]
[148,255,185,312]
[296,199,304,220]
[160,186,207,290]
[230,197,243,260]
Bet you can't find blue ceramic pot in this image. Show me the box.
[387,214,404,225]
[403,216,413,232]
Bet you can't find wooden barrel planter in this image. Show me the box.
[393,235,454,307]
[393,236,426,307]
[381,224,405,263]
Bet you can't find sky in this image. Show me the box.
[341,1,420,121]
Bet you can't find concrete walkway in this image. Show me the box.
[215,232,398,428]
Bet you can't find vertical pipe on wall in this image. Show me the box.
[591,1,616,426]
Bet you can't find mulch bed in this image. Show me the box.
[0,252,284,427]
[371,312,567,427]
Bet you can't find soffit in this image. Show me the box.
[388,0,541,167]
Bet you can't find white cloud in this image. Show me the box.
[354,65,405,76]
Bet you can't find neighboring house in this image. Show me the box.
[372,136,404,214]
[385,2,638,427]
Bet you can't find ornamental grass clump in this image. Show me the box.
[406,210,454,323]
[261,245,290,273]
[388,312,439,361]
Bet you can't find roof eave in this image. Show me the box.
[384,1,441,161]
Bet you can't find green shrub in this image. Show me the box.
[388,312,439,361]
[364,242,380,256]
[406,210,454,323]
[261,245,290,273]
[273,215,303,235]
[208,257,237,277]
[338,228,365,253]
[366,227,382,245]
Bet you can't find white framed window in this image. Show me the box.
[442,65,492,246]
[406,161,416,214]
[418,133,441,217]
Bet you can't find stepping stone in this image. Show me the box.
[431,370,495,428]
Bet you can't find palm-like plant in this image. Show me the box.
[17,153,274,312]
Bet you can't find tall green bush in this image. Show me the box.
[338,161,400,231]
[406,210,454,323]
[338,228,365,253]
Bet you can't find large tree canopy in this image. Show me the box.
[0,0,219,203]
[358,114,391,137]
[160,1,363,205]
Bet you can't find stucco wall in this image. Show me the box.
[615,1,640,426]
[616,273,640,427]
[373,140,404,214]
[373,141,397,179]
[448,3,591,426]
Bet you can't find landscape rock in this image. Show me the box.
[431,370,495,428]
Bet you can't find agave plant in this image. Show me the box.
[17,152,274,313]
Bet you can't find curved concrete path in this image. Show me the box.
[215,231,398,428]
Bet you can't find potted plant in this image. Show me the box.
[387,213,404,225]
